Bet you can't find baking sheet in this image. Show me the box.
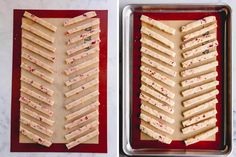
[11,10,107,152]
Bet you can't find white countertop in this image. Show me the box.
[0,0,118,156]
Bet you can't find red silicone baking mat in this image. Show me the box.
[11,9,107,152]
[131,10,226,150]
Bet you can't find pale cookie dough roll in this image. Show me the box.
[141,85,175,106]
[181,61,218,77]
[183,98,218,118]
[140,93,174,114]
[183,89,219,107]
[182,51,218,68]
[142,56,177,77]
[67,28,100,45]
[19,96,53,117]
[20,87,54,106]
[21,75,54,96]
[183,23,217,41]
[181,33,216,50]
[181,80,219,97]
[66,18,100,35]
[181,72,218,87]
[20,116,53,137]
[64,11,97,26]
[141,47,176,67]
[182,40,218,59]
[21,23,55,43]
[20,107,54,126]
[21,63,54,83]
[141,15,176,35]
[182,117,217,134]
[20,126,52,147]
[22,52,54,73]
[65,90,99,110]
[65,120,99,141]
[140,113,174,135]
[24,11,57,32]
[141,66,175,87]
[66,129,99,149]
[141,37,176,57]
[184,127,218,146]
[141,26,174,48]
[140,124,172,144]
[141,76,175,98]
[182,109,217,127]
[180,16,216,32]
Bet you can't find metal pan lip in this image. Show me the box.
[121,3,232,156]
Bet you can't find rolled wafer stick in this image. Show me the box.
[182,40,218,59]
[64,11,97,26]
[141,76,175,98]
[182,51,218,68]
[21,23,55,43]
[142,56,177,77]
[141,26,174,48]
[66,101,99,121]
[181,61,218,77]
[20,87,54,106]
[65,110,98,130]
[181,81,219,97]
[141,15,176,35]
[20,126,52,147]
[22,52,53,73]
[141,37,176,57]
[65,90,99,110]
[140,124,172,144]
[24,11,57,32]
[141,85,175,106]
[140,113,174,135]
[183,23,217,41]
[66,18,100,35]
[140,93,174,114]
[67,28,100,45]
[182,109,217,127]
[20,116,53,137]
[141,66,175,87]
[184,127,218,146]
[22,42,55,62]
[64,57,99,75]
[66,46,99,64]
[21,75,54,96]
[66,38,100,56]
[21,63,54,83]
[182,117,217,134]
[181,16,216,32]
[181,72,218,87]
[141,104,174,124]
[65,79,98,98]
[20,96,53,117]
[66,129,99,149]
[183,89,219,107]
[22,33,56,52]
[65,68,99,86]
[181,33,216,50]
[141,47,176,66]
[65,120,99,140]
[20,107,54,126]
[183,98,218,118]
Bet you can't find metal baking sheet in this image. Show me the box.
[122,4,232,156]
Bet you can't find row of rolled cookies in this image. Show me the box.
[180,16,219,146]
[20,11,57,147]
[63,11,101,149]
[139,15,176,144]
